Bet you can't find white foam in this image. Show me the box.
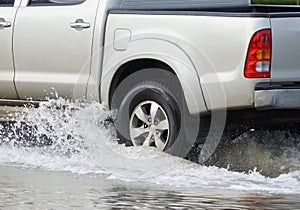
[0,99,299,194]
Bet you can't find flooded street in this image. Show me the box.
[1,166,299,209]
[0,100,299,209]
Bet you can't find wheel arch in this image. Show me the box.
[108,59,175,108]
[101,38,208,115]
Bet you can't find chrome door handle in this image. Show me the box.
[0,22,11,27]
[0,18,11,28]
[70,19,90,30]
[70,22,90,29]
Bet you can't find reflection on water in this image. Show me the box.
[0,166,299,210]
[96,190,300,210]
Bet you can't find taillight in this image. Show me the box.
[244,29,272,78]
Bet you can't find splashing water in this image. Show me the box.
[0,99,112,174]
[0,99,299,194]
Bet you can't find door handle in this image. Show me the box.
[0,18,11,28]
[0,21,11,27]
[70,19,90,30]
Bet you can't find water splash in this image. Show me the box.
[208,130,300,177]
[0,99,113,173]
[0,99,299,194]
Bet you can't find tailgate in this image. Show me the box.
[271,17,300,82]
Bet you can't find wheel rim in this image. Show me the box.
[129,100,170,151]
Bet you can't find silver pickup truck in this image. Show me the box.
[1,0,300,157]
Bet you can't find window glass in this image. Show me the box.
[29,0,85,6]
[0,0,14,6]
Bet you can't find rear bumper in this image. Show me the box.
[255,83,300,110]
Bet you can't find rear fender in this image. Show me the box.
[101,36,208,115]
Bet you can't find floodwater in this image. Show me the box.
[0,99,299,209]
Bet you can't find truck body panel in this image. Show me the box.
[13,0,100,100]
[271,17,300,83]
[0,0,299,115]
[103,12,270,112]
[0,3,19,99]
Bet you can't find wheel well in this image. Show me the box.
[109,59,176,107]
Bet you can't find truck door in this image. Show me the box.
[0,0,19,99]
[13,0,100,100]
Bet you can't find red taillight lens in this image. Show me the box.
[244,29,272,78]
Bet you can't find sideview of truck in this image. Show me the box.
[1,0,300,157]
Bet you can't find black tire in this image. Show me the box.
[111,68,202,157]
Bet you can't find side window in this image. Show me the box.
[29,0,85,6]
[0,0,14,6]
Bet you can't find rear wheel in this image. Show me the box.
[129,100,170,150]
[111,68,202,157]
